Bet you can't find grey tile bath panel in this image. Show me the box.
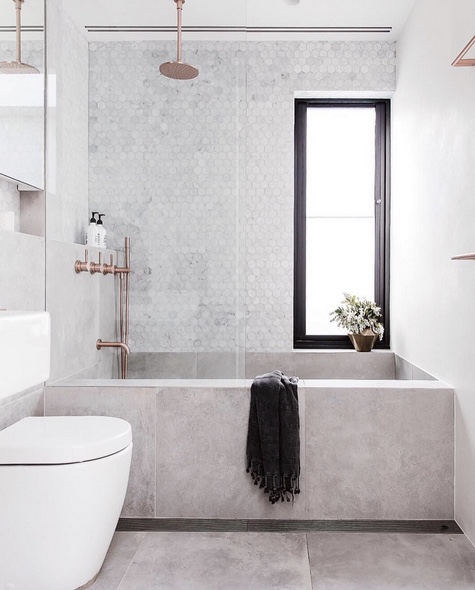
[294,351,395,380]
[45,386,157,517]
[307,533,475,589]
[155,386,306,519]
[90,532,146,590]
[118,532,312,590]
[305,386,454,519]
[196,352,239,378]
[245,353,296,379]
[0,388,44,431]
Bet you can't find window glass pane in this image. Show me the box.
[306,108,376,218]
[306,217,375,335]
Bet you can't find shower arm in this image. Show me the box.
[14,0,23,64]
[176,0,183,63]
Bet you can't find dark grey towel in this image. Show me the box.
[246,370,300,504]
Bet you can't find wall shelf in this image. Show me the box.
[452,253,475,261]
[452,35,475,67]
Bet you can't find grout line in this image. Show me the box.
[154,389,158,519]
[116,532,147,590]
[305,533,315,590]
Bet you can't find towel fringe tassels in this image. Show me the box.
[247,457,300,504]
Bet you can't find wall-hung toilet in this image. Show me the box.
[0,416,132,590]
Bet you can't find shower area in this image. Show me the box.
[44,0,405,382]
[87,17,248,381]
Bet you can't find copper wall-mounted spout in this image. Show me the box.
[96,339,130,355]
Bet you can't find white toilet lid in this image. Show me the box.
[0,416,132,465]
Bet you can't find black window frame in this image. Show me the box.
[294,98,390,349]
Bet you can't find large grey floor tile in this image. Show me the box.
[307,533,475,589]
[117,532,312,590]
[90,532,146,590]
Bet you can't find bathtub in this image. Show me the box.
[44,350,453,522]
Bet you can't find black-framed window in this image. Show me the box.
[294,99,390,349]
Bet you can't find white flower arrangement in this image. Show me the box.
[330,293,384,340]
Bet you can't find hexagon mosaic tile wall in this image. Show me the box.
[89,40,396,353]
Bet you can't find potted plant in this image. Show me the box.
[330,293,384,352]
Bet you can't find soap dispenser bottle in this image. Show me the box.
[85,212,99,246]
[97,214,107,249]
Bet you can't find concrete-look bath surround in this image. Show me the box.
[45,377,454,521]
[3,0,475,555]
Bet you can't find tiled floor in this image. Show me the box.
[91,532,475,590]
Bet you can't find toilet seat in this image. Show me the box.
[0,416,132,465]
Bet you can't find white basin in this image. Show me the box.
[0,311,50,400]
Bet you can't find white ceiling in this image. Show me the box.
[1,0,417,41]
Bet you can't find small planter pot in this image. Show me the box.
[348,331,378,352]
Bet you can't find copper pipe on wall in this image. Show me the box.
[90,237,132,379]
[124,238,131,378]
[119,271,125,378]
[115,237,131,379]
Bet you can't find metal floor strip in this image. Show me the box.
[117,518,462,534]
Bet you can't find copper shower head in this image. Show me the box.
[0,61,39,74]
[0,0,39,75]
[160,0,199,80]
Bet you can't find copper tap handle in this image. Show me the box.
[75,249,89,273]
[90,251,108,275]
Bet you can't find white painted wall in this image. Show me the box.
[392,0,475,542]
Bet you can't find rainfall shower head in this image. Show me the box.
[159,0,199,80]
[159,60,198,80]
[0,61,38,74]
[0,0,39,75]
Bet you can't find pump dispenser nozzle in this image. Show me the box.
[90,212,99,223]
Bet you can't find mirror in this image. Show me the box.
[0,0,44,190]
